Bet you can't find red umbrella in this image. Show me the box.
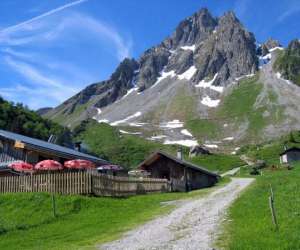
[35,160,63,171]
[9,161,34,173]
[64,159,95,170]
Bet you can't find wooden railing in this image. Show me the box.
[0,171,169,197]
[92,172,169,197]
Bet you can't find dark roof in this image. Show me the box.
[0,130,109,165]
[138,151,220,178]
[280,147,300,156]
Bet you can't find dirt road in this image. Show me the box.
[100,178,254,250]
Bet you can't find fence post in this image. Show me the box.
[269,185,278,231]
[52,194,57,218]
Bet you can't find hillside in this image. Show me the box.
[73,119,243,171]
[0,97,70,145]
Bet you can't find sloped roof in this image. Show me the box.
[280,147,300,156]
[138,151,220,178]
[0,129,109,165]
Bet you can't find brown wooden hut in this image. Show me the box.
[138,151,220,192]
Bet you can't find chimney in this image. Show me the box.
[75,142,82,152]
[177,148,183,160]
[47,134,56,143]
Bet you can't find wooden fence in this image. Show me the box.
[92,172,169,197]
[0,171,169,196]
[0,172,92,195]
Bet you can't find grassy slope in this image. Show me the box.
[74,120,179,169]
[218,75,284,142]
[189,154,244,173]
[0,181,228,250]
[218,164,300,250]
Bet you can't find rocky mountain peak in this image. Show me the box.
[110,58,139,87]
[218,11,239,24]
[258,38,282,56]
[288,39,300,52]
[163,8,217,49]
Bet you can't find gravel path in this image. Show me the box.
[220,167,241,177]
[99,178,254,250]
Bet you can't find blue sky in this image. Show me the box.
[0,0,299,109]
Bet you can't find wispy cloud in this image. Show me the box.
[0,0,88,34]
[0,0,132,109]
[1,56,82,109]
[278,4,300,23]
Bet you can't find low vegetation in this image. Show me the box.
[0,181,227,250]
[0,97,70,145]
[218,163,300,250]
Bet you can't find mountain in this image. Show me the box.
[44,8,300,153]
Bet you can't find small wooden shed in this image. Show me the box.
[138,151,219,192]
[280,147,300,164]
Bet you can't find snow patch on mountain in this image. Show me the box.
[204,144,218,149]
[269,46,284,52]
[119,130,142,135]
[201,95,220,107]
[181,44,196,51]
[235,73,256,81]
[97,119,109,123]
[151,70,176,88]
[121,87,139,100]
[160,120,184,129]
[181,129,193,137]
[195,73,223,93]
[178,66,197,80]
[148,135,167,141]
[129,122,148,127]
[92,108,102,120]
[223,137,234,141]
[110,112,142,126]
[164,139,199,147]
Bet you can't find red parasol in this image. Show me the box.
[9,161,34,173]
[64,159,95,170]
[35,160,63,171]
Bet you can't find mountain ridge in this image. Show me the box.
[44,8,300,152]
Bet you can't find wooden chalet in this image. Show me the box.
[138,151,220,192]
[0,129,108,175]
